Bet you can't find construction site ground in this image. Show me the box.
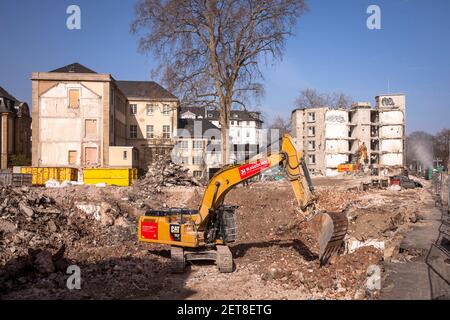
[1,175,447,300]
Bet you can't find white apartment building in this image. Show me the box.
[291,94,406,176]
[180,107,264,164]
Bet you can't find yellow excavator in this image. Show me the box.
[138,134,348,273]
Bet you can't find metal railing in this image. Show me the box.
[426,169,450,299]
[0,172,32,187]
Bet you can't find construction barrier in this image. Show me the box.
[20,167,78,186]
[83,168,138,187]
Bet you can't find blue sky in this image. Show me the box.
[0,0,449,134]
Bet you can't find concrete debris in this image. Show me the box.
[134,154,202,195]
[387,185,402,192]
[19,202,34,218]
[0,185,135,296]
[346,238,385,254]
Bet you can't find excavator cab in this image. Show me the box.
[138,134,348,273]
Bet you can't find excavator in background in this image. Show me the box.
[338,142,368,174]
[137,134,348,273]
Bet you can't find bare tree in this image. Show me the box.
[131,0,307,164]
[433,129,450,167]
[269,116,291,136]
[295,88,352,109]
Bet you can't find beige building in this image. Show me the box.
[31,63,179,170]
[291,93,406,176]
[31,63,129,168]
[116,81,179,169]
[0,87,32,169]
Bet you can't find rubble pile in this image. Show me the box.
[0,186,135,295]
[315,188,366,212]
[133,154,202,195]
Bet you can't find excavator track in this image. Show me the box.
[312,212,349,266]
[170,246,186,273]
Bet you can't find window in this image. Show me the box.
[84,147,98,165]
[193,141,203,149]
[178,141,188,149]
[233,114,238,118]
[68,89,79,109]
[193,156,203,165]
[308,112,316,122]
[85,119,97,137]
[163,125,171,139]
[68,151,77,165]
[130,125,137,139]
[308,154,316,165]
[308,140,316,151]
[146,104,154,116]
[193,171,203,178]
[246,131,250,138]
[181,157,189,164]
[163,104,171,115]
[123,151,128,160]
[146,125,154,139]
[246,121,250,126]
[130,104,137,115]
[308,126,316,137]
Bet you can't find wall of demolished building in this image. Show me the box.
[38,83,103,167]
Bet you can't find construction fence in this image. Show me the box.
[0,171,32,187]
[427,170,450,300]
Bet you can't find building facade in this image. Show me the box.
[291,94,406,176]
[116,81,179,169]
[180,107,263,163]
[31,63,178,170]
[174,118,221,179]
[0,87,32,169]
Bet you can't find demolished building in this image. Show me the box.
[291,94,406,176]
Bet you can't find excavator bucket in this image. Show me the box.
[310,212,348,266]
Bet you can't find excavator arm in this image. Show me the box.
[196,134,316,227]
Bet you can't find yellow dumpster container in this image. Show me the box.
[83,168,138,187]
[20,167,78,186]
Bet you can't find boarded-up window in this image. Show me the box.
[68,151,77,165]
[85,119,97,137]
[84,147,97,165]
[69,89,80,109]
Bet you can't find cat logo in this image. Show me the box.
[170,224,181,242]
